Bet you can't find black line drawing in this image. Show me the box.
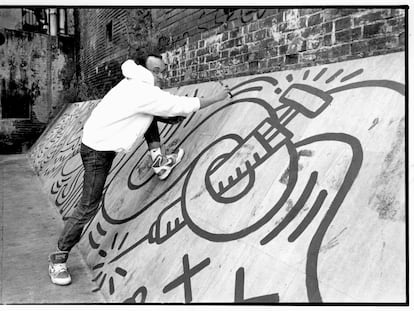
[234,267,279,303]
[30,61,405,302]
[162,255,211,303]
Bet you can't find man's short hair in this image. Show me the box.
[132,48,162,68]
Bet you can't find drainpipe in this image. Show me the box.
[59,9,66,35]
[49,8,57,36]
[46,9,58,121]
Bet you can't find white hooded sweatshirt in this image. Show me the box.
[82,60,200,152]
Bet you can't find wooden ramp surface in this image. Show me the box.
[28,52,406,303]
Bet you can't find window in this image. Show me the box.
[22,8,47,33]
[106,21,113,43]
[1,79,31,119]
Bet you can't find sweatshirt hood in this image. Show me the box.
[121,60,154,85]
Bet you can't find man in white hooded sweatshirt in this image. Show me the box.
[48,52,230,286]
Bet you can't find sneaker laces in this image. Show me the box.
[53,263,68,274]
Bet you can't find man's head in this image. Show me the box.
[146,55,166,87]
[133,50,166,87]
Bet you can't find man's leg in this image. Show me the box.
[49,143,116,285]
[144,117,185,180]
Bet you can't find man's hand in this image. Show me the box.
[199,87,231,109]
[215,89,231,102]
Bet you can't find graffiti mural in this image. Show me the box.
[29,52,406,303]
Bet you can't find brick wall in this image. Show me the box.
[77,7,406,97]
[0,29,76,153]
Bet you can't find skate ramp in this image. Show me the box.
[28,52,406,303]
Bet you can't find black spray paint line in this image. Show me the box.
[182,112,196,128]
[291,133,363,303]
[162,255,211,303]
[60,184,82,217]
[260,171,319,245]
[288,189,328,243]
[303,69,310,80]
[161,124,173,138]
[164,123,179,139]
[92,273,107,292]
[89,231,100,249]
[97,222,107,235]
[92,271,103,282]
[54,168,83,209]
[109,277,115,295]
[339,69,364,83]
[118,232,129,250]
[234,267,280,303]
[93,262,105,270]
[325,69,344,84]
[279,107,294,121]
[368,118,379,131]
[123,287,148,303]
[313,68,328,81]
[50,161,83,196]
[231,86,264,98]
[163,122,185,146]
[109,234,149,263]
[160,123,169,136]
[327,80,405,96]
[231,76,279,91]
[281,111,300,127]
[58,180,83,215]
[182,89,200,128]
[111,232,118,249]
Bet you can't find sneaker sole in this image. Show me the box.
[158,149,184,180]
[49,268,72,285]
[50,276,72,286]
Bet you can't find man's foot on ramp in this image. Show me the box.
[152,148,184,180]
[48,251,72,286]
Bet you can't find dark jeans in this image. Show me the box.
[144,116,185,143]
[57,116,184,252]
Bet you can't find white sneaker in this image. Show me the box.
[48,251,71,286]
[152,148,184,180]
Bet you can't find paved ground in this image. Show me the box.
[0,154,106,304]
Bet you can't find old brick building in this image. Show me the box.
[76,8,406,99]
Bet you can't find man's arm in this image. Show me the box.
[134,85,230,117]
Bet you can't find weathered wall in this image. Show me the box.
[76,7,406,99]
[0,28,76,153]
[29,52,405,303]
[0,9,22,30]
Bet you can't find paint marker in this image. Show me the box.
[217,80,233,98]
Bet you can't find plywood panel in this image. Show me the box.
[28,52,406,303]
